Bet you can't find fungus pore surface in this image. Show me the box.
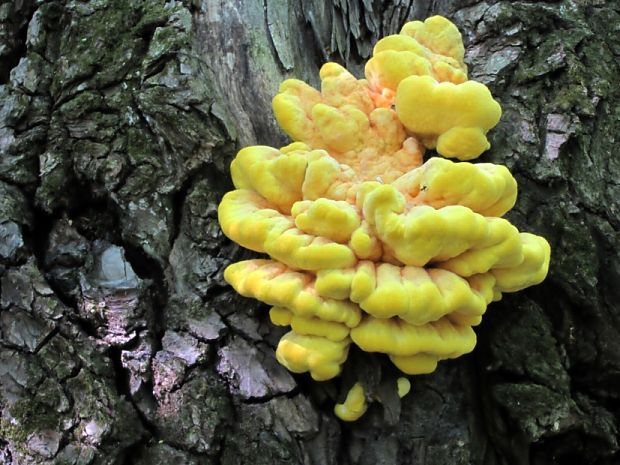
[218,15,550,421]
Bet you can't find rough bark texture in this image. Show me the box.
[0,0,619,464]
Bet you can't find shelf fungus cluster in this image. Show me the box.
[218,16,550,421]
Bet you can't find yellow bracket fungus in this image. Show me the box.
[397,377,411,398]
[334,382,368,421]
[217,15,550,421]
[396,76,502,160]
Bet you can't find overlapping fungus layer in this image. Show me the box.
[218,16,550,421]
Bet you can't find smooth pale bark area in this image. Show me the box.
[0,0,618,464]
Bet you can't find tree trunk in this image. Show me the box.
[1,0,618,464]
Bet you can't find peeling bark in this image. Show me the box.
[0,0,619,464]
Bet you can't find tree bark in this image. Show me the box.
[0,0,619,464]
